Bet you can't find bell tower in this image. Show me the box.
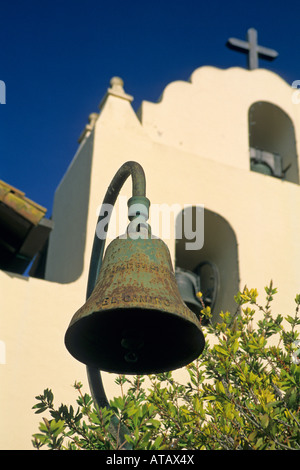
[136,32,300,320]
[2,28,300,449]
[40,32,300,322]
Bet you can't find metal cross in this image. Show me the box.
[226,28,278,70]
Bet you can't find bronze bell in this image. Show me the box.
[65,233,205,375]
[175,267,203,316]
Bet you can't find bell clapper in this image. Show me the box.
[121,330,144,363]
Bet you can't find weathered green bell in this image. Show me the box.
[65,233,205,375]
[250,160,272,176]
[175,267,202,315]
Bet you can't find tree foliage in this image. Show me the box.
[32,282,300,450]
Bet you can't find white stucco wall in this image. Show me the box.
[1,67,300,449]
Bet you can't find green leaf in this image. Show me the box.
[32,403,48,414]
[153,435,164,448]
[232,338,239,354]
[32,433,48,444]
[248,430,257,442]
[216,381,226,394]
[260,414,269,428]
[50,419,65,437]
[214,345,229,356]
[255,437,264,449]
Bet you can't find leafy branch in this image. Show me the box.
[32,283,300,450]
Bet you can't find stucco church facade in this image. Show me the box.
[1,54,300,448]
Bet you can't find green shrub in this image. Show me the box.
[32,282,300,450]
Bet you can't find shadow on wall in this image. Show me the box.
[31,135,94,283]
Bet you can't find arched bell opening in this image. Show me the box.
[175,207,240,324]
[249,101,299,184]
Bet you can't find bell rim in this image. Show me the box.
[65,306,205,375]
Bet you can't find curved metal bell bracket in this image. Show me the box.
[64,161,205,442]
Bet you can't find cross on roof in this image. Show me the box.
[226,28,278,70]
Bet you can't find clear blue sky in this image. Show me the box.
[1,0,299,215]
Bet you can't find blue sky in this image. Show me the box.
[0,0,299,215]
